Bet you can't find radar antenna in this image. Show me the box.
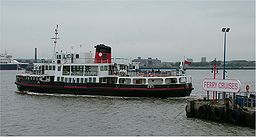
[51,24,60,62]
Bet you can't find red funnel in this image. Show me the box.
[94,44,112,63]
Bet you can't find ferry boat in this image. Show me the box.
[0,52,29,70]
[15,25,193,97]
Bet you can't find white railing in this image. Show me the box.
[112,58,129,65]
[64,57,129,65]
[127,70,178,77]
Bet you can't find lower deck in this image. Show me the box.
[15,80,193,97]
[15,73,193,97]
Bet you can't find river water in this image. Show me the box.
[0,70,255,136]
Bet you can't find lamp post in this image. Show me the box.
[222,27,230,80]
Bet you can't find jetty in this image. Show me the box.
[186,92,255,128]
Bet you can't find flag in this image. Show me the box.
[184,60,192,65]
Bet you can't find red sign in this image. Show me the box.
[202,79,241,93]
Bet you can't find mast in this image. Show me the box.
[51,24,60,63]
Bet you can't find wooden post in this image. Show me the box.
[215,91,218,102]
[232,93,236,109]
[212,91,215,103]
[223,92,226,100]
[207,91,209,100]
[218,92,221,102]
[246,97,249,107]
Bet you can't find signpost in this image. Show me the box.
[203,79,241,93]
[203,79,241,107]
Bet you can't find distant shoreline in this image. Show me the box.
[141,67,256,70]
[187,67,255,70]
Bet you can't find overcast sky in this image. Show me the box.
[1,0,255,62]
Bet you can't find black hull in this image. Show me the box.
[15,81,193,97]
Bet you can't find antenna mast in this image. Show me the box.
[51,24,60,62]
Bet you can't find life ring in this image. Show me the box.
[198,105,210,119]
[246,85,250,92]
[228,109,242,125]
[210,107,224,121]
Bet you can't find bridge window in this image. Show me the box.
[84,66,98,76]
[63,66,70,75]
[133,79,146,85]
[57,55,61,59]
[148,78,163,84]
[166,78,177,84]
[119,78,131,84]
[71,66,83,76]
[179,77,187,83]
[100,66,108,71]
[100,77,107,83]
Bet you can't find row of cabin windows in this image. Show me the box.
[38,65,55,71]
[56,54,79,59]
[25,76,51,81]
[119,65,127,70]
[118,78,185,84]
[62,66,98,76]
[99,65,127,71]
[100,65,128,71]
[25,76,40,81]
[56,77,96,83]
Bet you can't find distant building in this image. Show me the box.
[201,57,206,63]
[132,57,161,68]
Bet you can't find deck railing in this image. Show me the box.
[127,70,178,77]
[66,58,129,65]
[236,93,256,107]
